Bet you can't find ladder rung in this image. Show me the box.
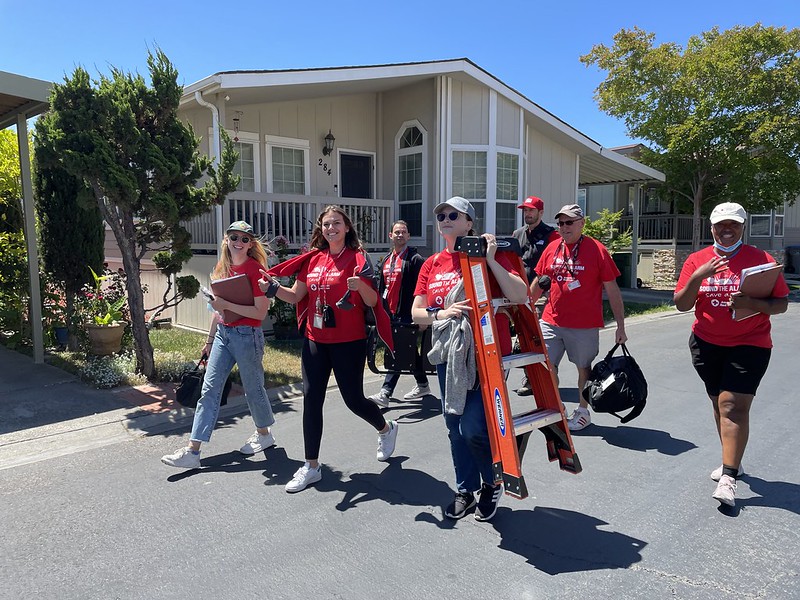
[492,297,530,310]
[512,409,563,435]
[502,352,547,370]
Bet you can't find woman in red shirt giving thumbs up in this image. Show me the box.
[259,206,399,493]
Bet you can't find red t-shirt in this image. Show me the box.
[414,249,519,355]
[225,258,266,328]
[298,247,371,343]
[535,236,620,329]
[383,247,407,315]
[675,245,789,348]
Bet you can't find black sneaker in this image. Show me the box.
[475,483,502,521]
[444,492,476,519]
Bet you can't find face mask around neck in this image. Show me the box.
[713,239,743,254]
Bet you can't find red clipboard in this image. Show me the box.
[732,263,783,321]
[211,273,254,323]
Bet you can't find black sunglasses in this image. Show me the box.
[557,219,579,227]
[228,234,251,243]
[436,211,461,222]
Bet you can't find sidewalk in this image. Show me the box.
[0,343,306,470]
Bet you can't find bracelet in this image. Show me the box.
[205,338,214,344]
[433,309,441,321]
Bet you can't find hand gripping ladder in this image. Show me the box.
[455,236,581,499]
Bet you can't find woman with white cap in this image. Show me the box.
[161,221,276,469]
[674,202,789,507]
[411,196,527,522]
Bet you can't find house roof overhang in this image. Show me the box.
[180,59,663,186]
[0,71,51,129]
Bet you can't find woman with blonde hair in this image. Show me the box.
[162,221,276,469]
[259,205,399,493]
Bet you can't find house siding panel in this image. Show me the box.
[527,127,577,211]
[450,80,488,146]
[496,95,520,149]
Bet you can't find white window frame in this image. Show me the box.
[210,128,261,192]
[495,148,521,235]
[749,206,785,238]
[450,146,488,233]
[395,120,427,242]
[265,135,311,195]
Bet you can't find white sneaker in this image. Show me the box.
[403,384,430,400]
[285,463,322,493]
[368,390,391,408]
[710,464,744,482]
[376,420,399,461]
[239,430,276,455]
[161,447,201,469]
[567,407,592,431]
[712,474,737,506]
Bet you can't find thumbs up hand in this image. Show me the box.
[347,266,361,291]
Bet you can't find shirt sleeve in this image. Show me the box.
[414,256,434,297]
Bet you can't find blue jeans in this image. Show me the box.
[190,325,275,443]
[436,364,494,493]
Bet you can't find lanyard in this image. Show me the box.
[553,236,583,279]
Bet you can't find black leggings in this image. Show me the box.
[301,337,387,460]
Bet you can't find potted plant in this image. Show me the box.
[82,266,128,355]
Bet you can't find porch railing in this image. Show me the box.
[183,192,394,252]
[619,214,712,245]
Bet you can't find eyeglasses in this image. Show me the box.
[228,234,251,243]
[557,219,579,227]
[436,211,460,222]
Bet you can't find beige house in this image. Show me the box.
[147,59,663,331]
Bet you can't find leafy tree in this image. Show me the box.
[34,158,105,348]
[581,24,800,249]
[584,208,632,254]
[34,49,239,378]
[0,129,28,343]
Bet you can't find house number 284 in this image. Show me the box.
[318,158,332,176]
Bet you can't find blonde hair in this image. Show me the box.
[211,234,270,280]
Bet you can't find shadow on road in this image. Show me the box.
[381,392,442,424]
[573,423,697,456]
[492,506,646,574]
[733,475,800,516]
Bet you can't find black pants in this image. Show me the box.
[301,337,386,460]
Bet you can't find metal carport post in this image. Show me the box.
[0,71,53,363]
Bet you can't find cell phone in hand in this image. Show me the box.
[200,286,215,302]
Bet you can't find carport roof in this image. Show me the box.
[0,71,52,130]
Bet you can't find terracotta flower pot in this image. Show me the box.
[86,322,127,355]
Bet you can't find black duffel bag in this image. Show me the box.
[175,354,232,409]
[582,343,647,423]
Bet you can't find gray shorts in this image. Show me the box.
[539,320,600,370]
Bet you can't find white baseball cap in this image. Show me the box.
[709,202,746,224]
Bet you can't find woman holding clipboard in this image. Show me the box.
[162,221,276,469]
[674,202,789,507]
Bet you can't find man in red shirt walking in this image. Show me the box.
[369,220,430,407]
[512,195,560,395]
[530,204,628,431]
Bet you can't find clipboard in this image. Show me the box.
[211,273,255,323]
[731,262,783,321]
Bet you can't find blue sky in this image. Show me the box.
[2,0,797,147]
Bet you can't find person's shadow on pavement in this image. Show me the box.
[718,475,800,517]
[495,505,646,574]
[574,423,697,456]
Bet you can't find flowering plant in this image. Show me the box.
[84,266,127,325]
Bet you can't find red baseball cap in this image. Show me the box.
[517,196,544,210]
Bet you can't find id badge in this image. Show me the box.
[313,313,324,329]
[567,279,581,291]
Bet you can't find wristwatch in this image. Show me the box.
[426,306,441,320]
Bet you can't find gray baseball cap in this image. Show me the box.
[434,196,476,220]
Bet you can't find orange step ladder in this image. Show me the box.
[455,235,581,499]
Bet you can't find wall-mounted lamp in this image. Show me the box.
[232,111,243,142]
[322,129,335,156]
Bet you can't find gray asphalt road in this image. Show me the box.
[2,305,798,599]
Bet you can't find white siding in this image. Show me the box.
[450,80,489,146]
[526,128,578,209]
[496,95,520,149]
